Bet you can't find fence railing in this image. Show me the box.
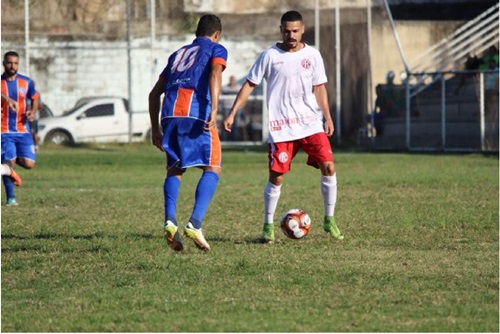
[402,69,499,152]
[364,69,498,152]
[407,3,499,97]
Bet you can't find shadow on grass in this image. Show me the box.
[42,141,158,152]
[1,233,277,253]
[1,232,159,241]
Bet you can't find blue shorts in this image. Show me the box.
[161,118,221,170]
[1,133,37,163]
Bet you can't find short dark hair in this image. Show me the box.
[195,14,222,37]
[3,51,19,61]
[281,10,303,26]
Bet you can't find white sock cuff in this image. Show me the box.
[321,174,337,186]
[265,182,282,195]
[1,164,11,176]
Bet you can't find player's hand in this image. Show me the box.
[8,99,18,113]
[26,110,35,122]
[324,118,335,137]
[151,129,164,152]
[222,114,235,133]
[204,114,217,131]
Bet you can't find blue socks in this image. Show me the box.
[190,171,219,229]
[2,175,15,199]
[164,175,181,226]
[164,171,219,229]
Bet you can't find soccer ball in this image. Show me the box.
[280,209,311,239]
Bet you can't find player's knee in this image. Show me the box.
[17,160,35,169]
[320,162,335,176]
[204,166,221,176]
[23,163,35,170]
[269,172,283,186]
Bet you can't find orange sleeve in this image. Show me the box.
[211,57,226,71]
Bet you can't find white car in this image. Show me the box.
[38,97,151,145]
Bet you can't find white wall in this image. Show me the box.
[2,35,271,115]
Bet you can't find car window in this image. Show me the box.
[63,105,81,116]
[84,104,114,118]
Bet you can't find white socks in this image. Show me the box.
[1,164,11,176]
[321,174,337,217]
[263,174,336,224]
[264,182,282,225]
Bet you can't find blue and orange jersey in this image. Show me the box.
[160,37,227,121]
[1,73,39,134]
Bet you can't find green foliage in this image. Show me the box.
[176,12,199,34]
[1,144,498,332]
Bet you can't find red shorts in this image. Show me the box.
[268,132,333,174]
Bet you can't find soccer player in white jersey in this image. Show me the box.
[223,10,344,242]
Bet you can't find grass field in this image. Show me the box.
[1,144,498,332]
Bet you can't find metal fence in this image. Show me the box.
[363,70,499,152]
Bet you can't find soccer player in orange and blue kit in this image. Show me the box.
[148,14,227,251]
[1,51,39,206]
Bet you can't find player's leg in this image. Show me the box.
[261,171,284,243]
[0,164,11,175]
[260,142,296,243]
[5,134,38,205]
[15,133,37,170]
[2,160,17,205]
[183,121,221,251]
[184,165,220,251]
[161,119,184,251]
[163,166,184,251]
[318,161,343,240]
[303,133,344,240]
[1,163,22,187]
[1,136,19,205]
[189,166,220,229]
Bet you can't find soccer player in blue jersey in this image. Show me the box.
[148,14,227,251]
[1,51,39,206]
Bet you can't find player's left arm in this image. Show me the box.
[25,81,39,122]
[206,62,224,130]
[313,83,334,137]
[27,98,39,122]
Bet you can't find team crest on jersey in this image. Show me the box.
[18,88,27,97]
[278,152,289,163]
[301,59,311,69]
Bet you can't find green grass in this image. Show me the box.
[1,144,498,332]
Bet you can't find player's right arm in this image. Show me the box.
[222,80,256,133]
[148,75,166,152]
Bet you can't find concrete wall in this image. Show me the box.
[371,18,462,87]
[1,36,270,115]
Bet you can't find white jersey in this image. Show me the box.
[247,43,327,143]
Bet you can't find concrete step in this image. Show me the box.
[372,119,488,150]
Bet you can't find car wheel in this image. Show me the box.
[46,131,73,146]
